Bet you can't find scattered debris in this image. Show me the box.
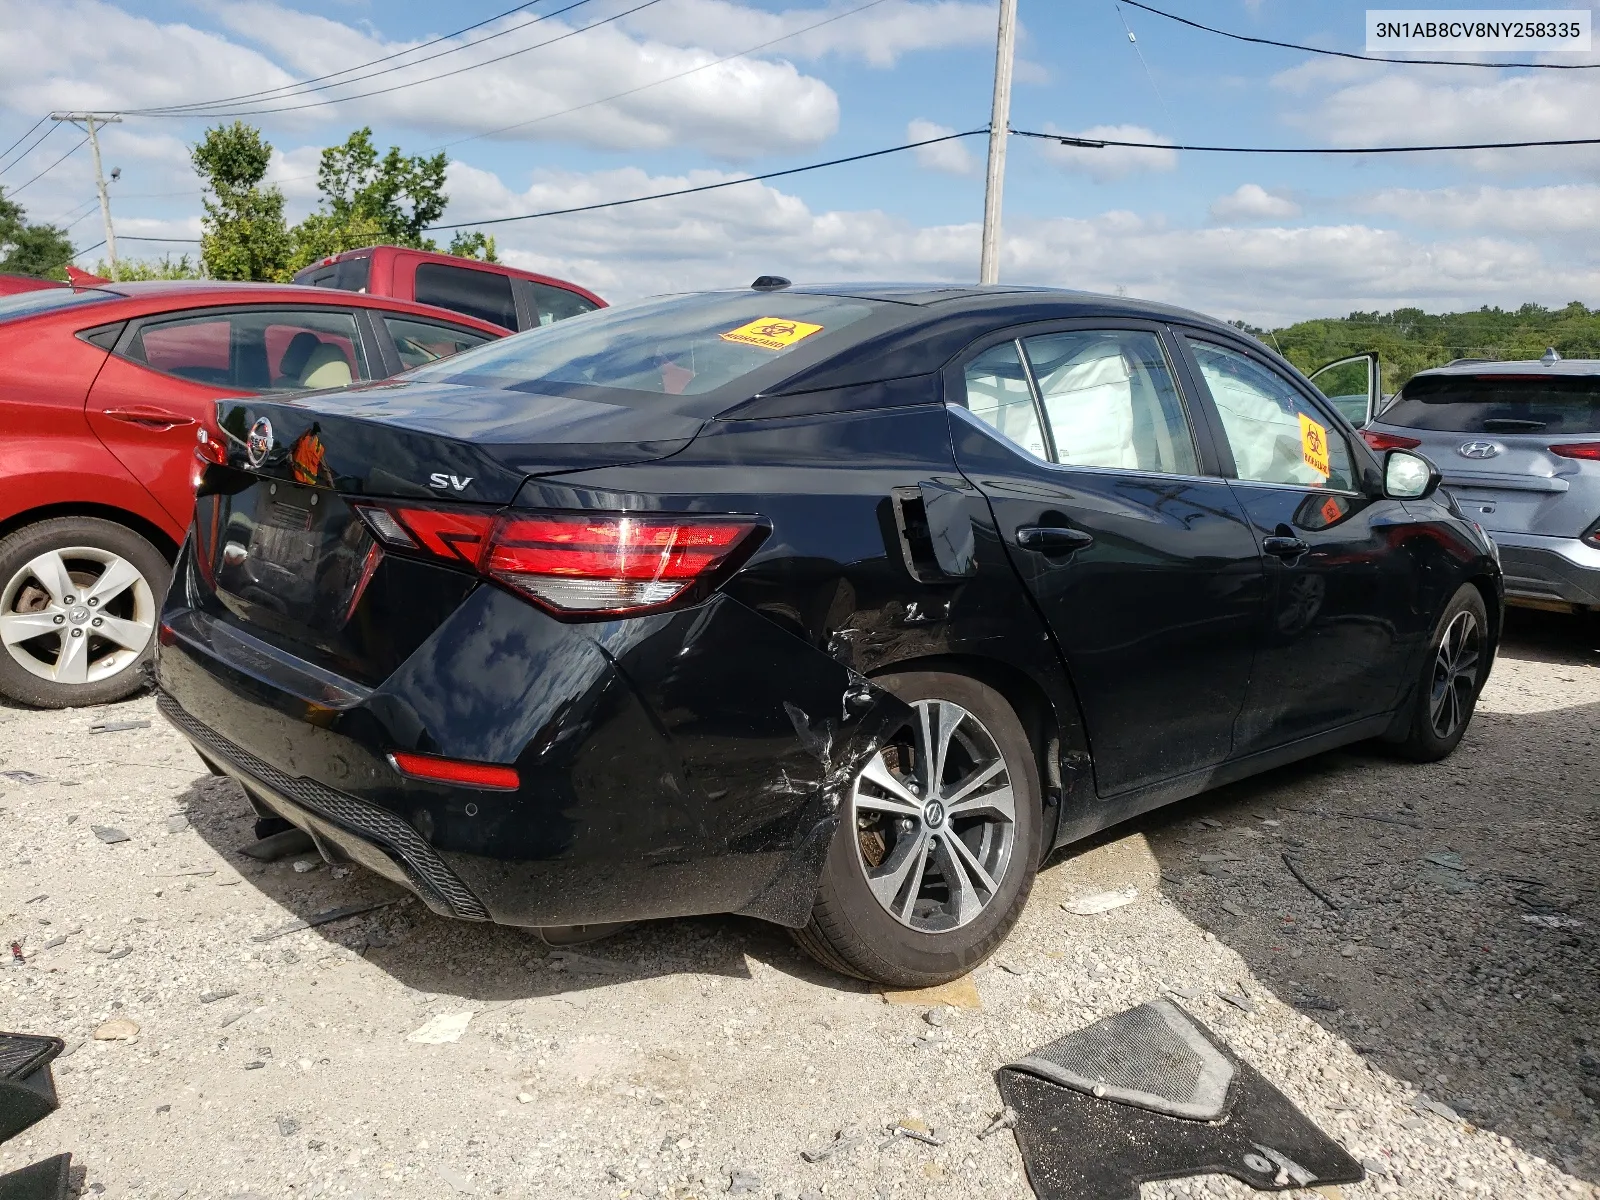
[994,960,1026,976]
[91,825,130,844]
[165,815,190,833]
[199,989,238,1005]
[1415,1094,1462,1124]
[24,893,47,904]
[1063,887,1138,916]
[727,1167,762,1194]
[880,1118,943,1149]
[276,1116,300,1137]
[924,1005,958,1028]
[800,1129,862,1163]
[435,1165,477,1194]
[0,769,47,784]
[1523,913,1584,930]
[1282,855,1341,911]
[1199,818,1223,829]
[1165,984,1201,1001]
[93,1019,139,1041]
[90,719,151,734]
[9,941,22,964]
[1221,900,1246,918]
[1424,850,1465,871]
[238,828,316,862]
[106,947,132,961]
[243,1061,266,1071]
[1218,990,1258,1014]
[545,950,626,975]
[978,1107,1018,1139]
[408,1011,474,1044]
[251,899,402,943]
[291,859,318,874]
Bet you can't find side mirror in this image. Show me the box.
[1384,449,1439,500]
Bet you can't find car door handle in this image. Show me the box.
[1016,525,1095,555]
[1262,535,1310,558]
[102,406,195,430]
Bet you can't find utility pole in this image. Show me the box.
[50,112,122,280]
[979,0,1019,285]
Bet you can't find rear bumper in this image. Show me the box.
[156,552,905,929]
[1489,531,1600,609]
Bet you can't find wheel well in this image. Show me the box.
[867,653,1067,845]
[0,503,179,562]
[1466,572,1503,658]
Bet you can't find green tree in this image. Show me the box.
[0,186,74,279]
[192,122,290,281]
[98,253,202,281]
[286,128,448,273]
[447,231,498,262]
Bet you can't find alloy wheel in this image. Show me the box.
[0,547,156,686]
[1428,609,1481,740]
[849,699,1018,933]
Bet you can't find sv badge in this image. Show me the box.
[428,473,474,492]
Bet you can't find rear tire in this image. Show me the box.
[0,517,169,709]
[1388,583,1489,762]
[791,671,1042,987]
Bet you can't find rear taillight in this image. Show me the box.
[1550,442,1600,461]
[352,505,763,617]
[1583,519,1600,550]
[1360,430,1421,452]
[195,426,227,465]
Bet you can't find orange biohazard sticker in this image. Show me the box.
[1320,496,1343,525]
[719,317,824,352]
[1299,413,1331,479]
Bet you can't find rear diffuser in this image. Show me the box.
[996,1000,1364,1200]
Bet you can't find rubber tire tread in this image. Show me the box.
[1389,582,1490,763]
[790,671,1042,987]
[0,517,170,709]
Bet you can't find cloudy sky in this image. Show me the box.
[2,0,1598,325]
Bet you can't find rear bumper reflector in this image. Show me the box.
[388,751,520,791]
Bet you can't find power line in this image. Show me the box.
[129,0,556,115]
[42,239,106,275]
[119,235,201,242]
[1119,0,1600,69]
[133,0,665,119]
[430,128,987,229]
[0,123,57,180]
[438,0,890,151]
[0,116,51,170]
[1012,128,1600,154]
[132,0,602,117]
[7,136,89,197]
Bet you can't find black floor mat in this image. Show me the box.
[997,1000,1364,1200]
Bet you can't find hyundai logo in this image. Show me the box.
[246,417,274,467]
[1457,440,1501,460]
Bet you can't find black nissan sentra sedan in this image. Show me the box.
[157,282,1503,985]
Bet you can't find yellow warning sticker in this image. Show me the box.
[1299,412,1331,479]
[719,317,824,352]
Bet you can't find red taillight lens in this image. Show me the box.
[195,426,227,465]
[388,751,519,790]
[1361,430,1422,452]
[1550,442,1600,461]
[353,505,762,617]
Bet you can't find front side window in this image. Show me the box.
[528,280,599,326]
[1022,330,1198,474]
[383,316,497,371]
[122,309,367,391]
[414,262,517,330]
[1188,339,1354,491]
[962,341,1048,460]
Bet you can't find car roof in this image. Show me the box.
[82,280,510,335]
[785,281,1232,325]
[1412,358,1600,378]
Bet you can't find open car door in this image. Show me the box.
[1308,351,1380,427]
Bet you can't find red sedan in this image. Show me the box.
[0,281,507,708]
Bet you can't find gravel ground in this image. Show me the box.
[2,610,1596,1200]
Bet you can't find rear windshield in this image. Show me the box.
[1382,373,1600,435]
[293,256,372,293]
[0,287,117,322]
[407,292,880,397]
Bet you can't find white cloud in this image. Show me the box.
[1356,183,1600,235]
[439,162,1600,326]
[0,0,857,159]
[1210,184,1301,222]
[907,119,977,176]
[621,0,997,68]
[1034,124,1178,181]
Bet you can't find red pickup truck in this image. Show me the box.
[292,246,606,333]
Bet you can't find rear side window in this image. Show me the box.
[1382,374,1600,435]
[121,308,368,391]
[383,316,497,370]
[295,257,371,293]
[528,280,599,326]
[414,263,517,330]
[964,341,1048,460]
